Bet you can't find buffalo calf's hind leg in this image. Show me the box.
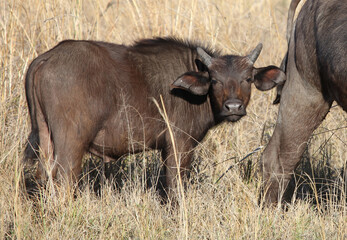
[34,101,54,183]
[50,124,89,189]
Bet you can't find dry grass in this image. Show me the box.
[0,0,346,239]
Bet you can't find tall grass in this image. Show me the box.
[0,0,346,239]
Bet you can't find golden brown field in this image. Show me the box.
[0,0,346,239]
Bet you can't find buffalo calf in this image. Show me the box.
[24,37,285,198]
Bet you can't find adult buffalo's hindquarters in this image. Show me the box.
[261,0,347,205]
[23,37,285,199]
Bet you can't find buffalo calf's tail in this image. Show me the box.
[23,58,45,164]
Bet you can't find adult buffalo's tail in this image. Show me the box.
[273,0,301,105]
[23,58,45,163]
[286,0,301,43]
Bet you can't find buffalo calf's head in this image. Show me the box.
[172,44,286,122]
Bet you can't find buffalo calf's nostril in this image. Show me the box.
[225,101,243,112]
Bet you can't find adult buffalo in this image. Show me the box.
[24,37,285,198]
[261,0,347,204]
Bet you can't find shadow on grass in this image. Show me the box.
[80,151,167,199]
[23,141,346,209]
[284,145,346,209]
[23,151,168,200]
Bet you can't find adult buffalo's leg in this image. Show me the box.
[261,70,331,205]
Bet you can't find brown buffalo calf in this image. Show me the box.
[24,37,285,198]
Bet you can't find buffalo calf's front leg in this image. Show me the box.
[162,142,194,202]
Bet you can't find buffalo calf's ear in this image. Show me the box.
[253,65,286,91]
[171,71,211,96]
